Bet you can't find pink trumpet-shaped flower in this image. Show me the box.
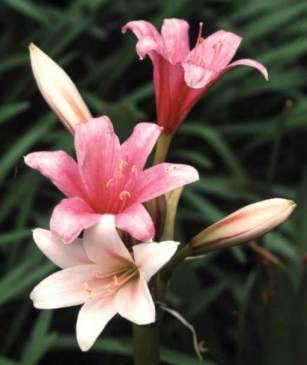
[123,19,268,134]
[30,215,179,351]
[25,117,199,244]
[29,43,92,133]
[190,198,296,251]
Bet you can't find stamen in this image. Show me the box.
[120,190,131,200]
[83,281,91,294]
[113,275,119,286]
[119,159,128,175]
[91,266,138,298]
[106,178,113,188]
[196,22,204,46]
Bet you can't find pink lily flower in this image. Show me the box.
[25,116,199,244]
[30,215,179,351]
[123,18,268,134]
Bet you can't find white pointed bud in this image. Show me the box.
[190,198,296,252]
[29,43,92,133]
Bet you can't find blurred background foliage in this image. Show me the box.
[0,0,307,364]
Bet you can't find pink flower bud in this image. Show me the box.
[190,198,296,251]
[29,43,92,133]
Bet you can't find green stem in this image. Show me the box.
[133,322,160,365]
[153,133,174,164]
[160,244,192,282]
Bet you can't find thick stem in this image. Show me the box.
[133,322,160,365]
[153,133,174,164]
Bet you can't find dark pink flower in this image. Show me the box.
[123,19,268,134]
[25,117,198,243]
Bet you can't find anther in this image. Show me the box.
[196,22,204,45]
[106,179,113,188]
[119,190,131,200]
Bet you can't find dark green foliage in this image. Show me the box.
[0,0,306,364]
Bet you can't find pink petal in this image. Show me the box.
[135,35,162,60]
[135,163,199,203]
[121,123,162,170]
[133,241,179,282]
[24,151,83,198]
[161,18,190,64]
[153,57,187,133]
[226,58,269,80]
[74,116,121,207]
[116,204,155,241]
[182,62,215,88]
[115,274,155,325]
[122,20,161,40]
[201,30,242,70]
[83,214,133,266]
[76,297,117,352]
[122,20,163,59]
[33,228,90,268]
[30,264,95,309]
[50,197,101,244]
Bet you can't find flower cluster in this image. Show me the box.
[25,18,295,352]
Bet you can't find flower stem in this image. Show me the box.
[133,322,160,365]
[153,133,174,164]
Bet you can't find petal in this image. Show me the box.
[122,20,163,59]
[135,35,163,60]
[161,18,190,63]
[182,62,215,88]
[115,274,155,325]
[33,228,90,268]
[116,204,155,241]
[50,197,101,244]
[152,57,187,133]
[121,123,162,170]
[133,241,179,282]
[74,116,121,207]
[24,151,83,198]
[30,264,95,309]
[201,30,242,69]
[226,58,269,80]
[29,44,92,133]
[134,163,199,203]
[83,214,133,266]
[76,297,117,352]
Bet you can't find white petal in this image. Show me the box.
[115,274,155,325]
[33,228,90,268]
[83,215,133,267]
[133,241,179,282]
[29,43,92,132]
[30,265,95,309]
[76,297,117,351]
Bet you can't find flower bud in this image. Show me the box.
[29,43,92,133]
[190,198,296,252]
